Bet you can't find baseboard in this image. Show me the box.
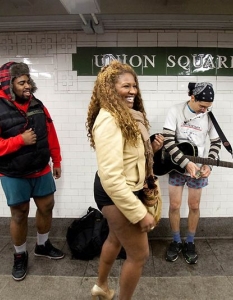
[148,217,233,239]
[1,217,233,239]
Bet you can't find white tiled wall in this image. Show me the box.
[1,30,233,219]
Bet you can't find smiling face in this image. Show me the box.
[115,72,138,108]
[12,75,32,100]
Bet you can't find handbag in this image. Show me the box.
[129,109,162,226]
[139,175,162,226]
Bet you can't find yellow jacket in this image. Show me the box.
[93,108,148,224]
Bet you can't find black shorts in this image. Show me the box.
[94,172,140,211]
[94,172,114,211]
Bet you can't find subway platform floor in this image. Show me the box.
[1,233,233,300]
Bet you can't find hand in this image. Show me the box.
[138,212,155,233]
[199,165,211,178]
[185,161,200,178]
[53,167,61,179]
[151,134,164,153]
[21,128,37,145]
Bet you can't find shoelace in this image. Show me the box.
[170,242,181,251]
[14,254,25,270]
[186,243,195,254]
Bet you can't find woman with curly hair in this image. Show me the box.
[86,60,163,300]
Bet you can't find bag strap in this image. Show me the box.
[208,111,233,157]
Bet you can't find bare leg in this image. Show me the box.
[187,187,202,233]
[168,185,183,232]
[119,232,149,300]
[100,205,149,300]
[34,194,54,234]
[97,229,122,291]
[10,203,30,246]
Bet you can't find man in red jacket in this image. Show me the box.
[0,62,64,281]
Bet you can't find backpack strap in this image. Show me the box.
[208,111,233,157]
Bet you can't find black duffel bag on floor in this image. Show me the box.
[66,207,109,260]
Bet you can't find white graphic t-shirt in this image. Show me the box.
[164,101,219,158]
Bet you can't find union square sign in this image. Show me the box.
[72,47,233,76]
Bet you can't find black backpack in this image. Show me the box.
[66,207,109,260]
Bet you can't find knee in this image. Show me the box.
[189,203,200,211]
[127,246,149,265]
[107,235,121,249]
[36,196,54,215]
[11,205,29,224]
[189,200,200,211]
[45,199,54,212]
[169,201,181,211]
[137,249,150,266]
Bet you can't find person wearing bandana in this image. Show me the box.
[0,62,64,281]
[163,82,221,264]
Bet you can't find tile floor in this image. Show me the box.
[1,234,233,300]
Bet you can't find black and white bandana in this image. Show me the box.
[192,82,214,102]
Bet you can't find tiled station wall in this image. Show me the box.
[0,30,233,218]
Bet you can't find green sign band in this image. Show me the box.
[72,47,233,76]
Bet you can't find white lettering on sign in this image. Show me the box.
[94,54,156,68]
[88,50,233,75]
[167,54,233,71]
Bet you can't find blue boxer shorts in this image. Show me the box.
[169,171,208,189]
